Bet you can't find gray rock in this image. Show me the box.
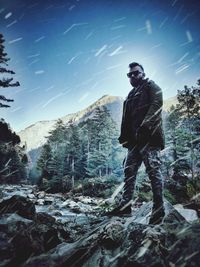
[0,195,36,220]
[0,211,71,267]
[0,185,199,267]
[173,204,198,222]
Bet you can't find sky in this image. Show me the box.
[0,0,200,132]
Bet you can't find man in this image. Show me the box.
[107,62,165,224]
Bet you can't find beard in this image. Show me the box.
[130,77,143,87]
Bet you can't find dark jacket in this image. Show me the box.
[118,79,165,150]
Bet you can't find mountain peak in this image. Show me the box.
[92,94,123,107]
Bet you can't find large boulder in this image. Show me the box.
[0,187,199,267]
[0,195,36,220]
[0,211,72,267]
[166,221,200,266]
[173,204,198,222]
[21,202,200,267]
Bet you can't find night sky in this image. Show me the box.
[0,0,199,132]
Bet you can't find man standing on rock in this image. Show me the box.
[106,62,165,224]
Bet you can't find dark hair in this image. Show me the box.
[128,62,144,72]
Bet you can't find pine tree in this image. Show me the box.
[0,120,27,183]
[164,105,181,177]
[63,122,82,188]
[176,81,200,178]
[177,82,200,120]
[36,108,122,192]
[0,33,20,108]
[37,119,82,191]
[37,141,53,178]
[165,80,200,179]
[48,119,66,143]
[85,106,119,177]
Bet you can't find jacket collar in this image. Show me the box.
[134,78,149,90]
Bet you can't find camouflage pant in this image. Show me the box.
[122,145,164,208]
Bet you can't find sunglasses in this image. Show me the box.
[127,70,141,78]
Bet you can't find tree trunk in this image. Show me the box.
[87,135,90,168]
[71,157,75,188]
[172,131,178,161]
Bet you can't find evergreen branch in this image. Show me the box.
[0,102,11,108]
[0,59,9,65]
[0,78,20,88]
[0,95,14,102]
[0,67,15,74]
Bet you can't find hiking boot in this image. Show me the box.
[149,206,165,225]
[104,203,132,217]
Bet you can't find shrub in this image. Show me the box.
[164,188,177,204]
[136,190,153,202]
[79,175,120,197]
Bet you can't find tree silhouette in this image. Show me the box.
[0,33,20,108]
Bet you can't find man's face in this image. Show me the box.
[127,65,144,87]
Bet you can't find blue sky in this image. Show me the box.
[0,0,199,132]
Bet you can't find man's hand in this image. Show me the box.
[121,141,130,148]
[136,125,151,145]
[118,136,129,148]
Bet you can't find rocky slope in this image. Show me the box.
[0,184,199,267]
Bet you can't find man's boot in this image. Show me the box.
[149,177,165,224]
[104,181,134,217]
[104,201,132,216]
[104,149,139,217]
[149,205,165,224]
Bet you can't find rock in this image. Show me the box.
[21,220,110,267]
[27,193,36,199]
[0,184,199,267]
[44,196,55,205]
[60,200,78,208]
[36,212,56,224]
[47,204,55,211]
[36,199,45,205]
[166,220,200,266]
[23,218,200,267]
[74,195,99,205]
[51,210,63,217]
[173,204,198,222]
[0,195,36,220]
[0,211,72,267]
[184,200,200,218]
[0,231,15,267]
[0,188,3,199]
[37,191,46,199]
[100,220,126,248]
[58,198,100,214]
[47,193,65,201]
[132,201,153,224]
[0,213,35,267]
[132,200,186,225]
[0,213,33,226]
